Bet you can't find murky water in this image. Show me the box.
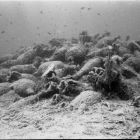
[0,0,140,56]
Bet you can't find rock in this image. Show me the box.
[58,79,92,97]
[10,64,37,74]
[79,31,92,44]
[71,38,79,44]
[66,44,88,65]
[41,63,72,80]
[16,45,42,64]
[34,61,76,77]
[0,54,13,64]
[121,65,138,79]
[41,63,56,78]
[0,68,10,83]
[34,61,64,77]
[51,94,62,105]
[70,90,102,109]
[95,36,120,49]
[33,56,42,68]
[134,50,140,58]
[8,71,37,83]
[40,46,56,58]
[0,45,43,68]
[61,64,77,77]
[122,53,133,62]
[123,56,140,73]
[8,95,38,109]
[87,67,105,90]
[0,90,22,108]
[0,82,11,96]
[10,79,36,97]
[35,44,56,58]
[111,55,123,65]
[49,38,66,47]
[88,42,127,59]
[87,47,109,59]
[98,31,111,40]
[20,73,37,82]
[73,57,104,80]
[7,71,22,82]
[127,40,140,54]
[118,46,129,56]
[0,59,18,68]
[37,81,59,100]
[133,96,140,107]
[11,46,30,59]
[49,46,68,62]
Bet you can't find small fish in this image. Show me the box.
[87,8,91,10]
[48,32,51,35]
[37,26,40,30]
[81,7,85,10]
[11,37,15,39]
[18,2,21,6]
[1,30,5,34]
[97,13,101,16]
[40,10,43,14]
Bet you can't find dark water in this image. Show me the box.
[0,1,140,56]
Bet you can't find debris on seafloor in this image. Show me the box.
[0,30,140,139]
[0,31,139,104]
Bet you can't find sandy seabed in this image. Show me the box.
[0,99,139,139]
